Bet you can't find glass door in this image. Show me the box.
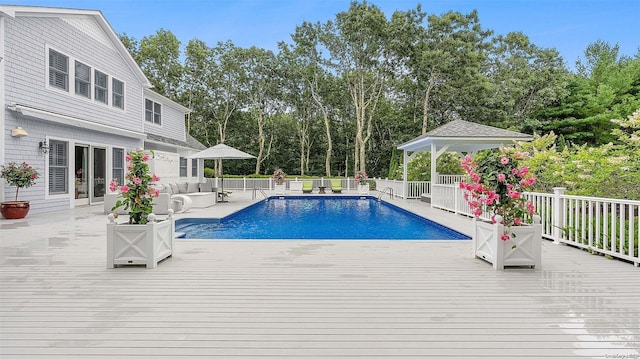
[74,145,89,206]
[92,147,106,203]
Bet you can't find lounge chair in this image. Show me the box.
[302,181,313,194]
[218,190,232,202]
[331,179,342,193]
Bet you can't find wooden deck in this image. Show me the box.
[1,191,638,358]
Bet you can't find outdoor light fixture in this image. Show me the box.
[11,127,28,137]
[39,139,49,154]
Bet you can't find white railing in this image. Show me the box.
[215,176,456,199]
[374,179,406,199]
[431,184,639,267]
[438,175,466,185]
[209,177,359,192]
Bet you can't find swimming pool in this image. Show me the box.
[176,196,469,240]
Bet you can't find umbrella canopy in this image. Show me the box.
[186,143,255,202]
[187,143,255,160]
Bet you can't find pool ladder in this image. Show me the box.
[252,187,269,200]
[378,187,395,201]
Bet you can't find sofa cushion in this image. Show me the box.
[187,182,200,193]
[177,182,188,193]
[169,183,180,194]
[161,183,173,195]
[199,180,213,192]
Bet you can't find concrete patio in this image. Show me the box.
[1,190,638,358]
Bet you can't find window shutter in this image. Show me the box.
[48,140,68,194]
[112,148,124,185]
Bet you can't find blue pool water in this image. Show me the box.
[176,196,469,240]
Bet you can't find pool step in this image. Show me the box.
[175,232,186,238]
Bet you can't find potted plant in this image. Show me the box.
[1,162,39,219]
[355,171,369,194]
[106,149,174,269]
[272,168,286,194]
[459,146,542,269]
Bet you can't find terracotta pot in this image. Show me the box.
[1,201,30,219]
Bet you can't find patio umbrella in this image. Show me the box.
[187,143,255,202]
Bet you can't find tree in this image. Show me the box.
[237,47,279,174]
[183,40,245,148]
[137,29,183,99]
[391,9,493,134]
[537,41,640,145]
[486,32,568,131]
[322,1,390,175]
[289,21,337,176]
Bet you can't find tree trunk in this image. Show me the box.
[422,78,436,135]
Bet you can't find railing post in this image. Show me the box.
[552,187,566,244]
[454,182,460,214]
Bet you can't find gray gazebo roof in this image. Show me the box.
[397,120,534,195]
[398,120,533,153]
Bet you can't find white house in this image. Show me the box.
[0,5,205,215]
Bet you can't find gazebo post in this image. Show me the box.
[403,149,409,199]
[431,143,437,186]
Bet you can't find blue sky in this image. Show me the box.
[7,0,639,69]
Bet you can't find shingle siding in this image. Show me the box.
[4,16,143,133]
[1,7,200,215]
[144,102,186,141]
[3,110,140,215]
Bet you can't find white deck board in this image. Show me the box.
[1,191,638,358]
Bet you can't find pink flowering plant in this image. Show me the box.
[272,168,286,185]
[354,171,368,185]
[109,149,160,224]
[459,146,537,241]
[1,162,39,201]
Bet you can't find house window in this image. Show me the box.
[48,140,68,194]
[145,99,162,125]
[112,148,124,186]
[191,159,198,177]
[74,61,91,98]
[95,70,108,104]
[49,49,69,91]
[112,78,124,109]
[179,157,187,177]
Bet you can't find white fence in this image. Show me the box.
[431,184,640,267]
[216,175,456,199]
[213,177,360,192]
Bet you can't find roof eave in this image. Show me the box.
[0,5,152,88]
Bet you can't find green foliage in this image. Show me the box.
[520,131,640,200]
[387,146,399,179]
[203,167,215,178]
[536,42,640,145]
[365,179,377,191]
[560,210,639,257]
[0,162,40,201]
[122,12,639,202]
[389,152,464,181]
[109,150,158,225]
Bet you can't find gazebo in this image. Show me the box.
[397,120,533,199]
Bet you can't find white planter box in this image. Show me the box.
[289,181,303,193]
[473,215,542,270]
[106,211,175,269]
[274,183,286,195]
[358,183,370,195]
